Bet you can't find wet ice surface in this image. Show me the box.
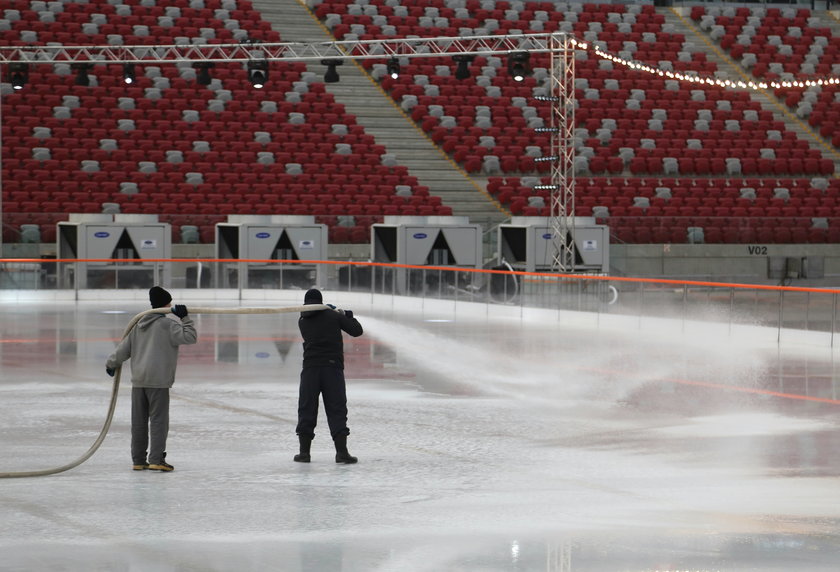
[1,295,840,571]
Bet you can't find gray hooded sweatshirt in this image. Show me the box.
[107,313,197,388]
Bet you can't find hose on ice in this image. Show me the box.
[0,303,327,478]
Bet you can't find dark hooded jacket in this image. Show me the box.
[298,307,363,369]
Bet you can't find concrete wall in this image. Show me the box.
[610,243,840,286]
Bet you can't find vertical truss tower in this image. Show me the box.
[548,34,576,272]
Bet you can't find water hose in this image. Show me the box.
[0,303,328,478]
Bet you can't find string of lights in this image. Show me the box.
[582,40,839,91]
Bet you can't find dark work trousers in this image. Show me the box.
[296,366,349,440]
[131,387,170,465]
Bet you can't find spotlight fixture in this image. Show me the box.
[247,60,268,88]
[72,63,93,86]
[453,55,475,80]
[534,95,560,102]
[321,59,343,83]
[194,62,215,85]
[123,63,136,84]
[9,63,29,90]
[533,127,560,133]
[386,57,400,79]
[533,156,559,162]
[508,51,531,82]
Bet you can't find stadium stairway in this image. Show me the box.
[250,0,510,229]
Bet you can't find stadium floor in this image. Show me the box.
[1,294,839,571]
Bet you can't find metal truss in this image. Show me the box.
[548,34,576,272]
[0,33,561,63]
[0,33,577,271]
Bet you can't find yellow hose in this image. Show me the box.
[0,303,328,478]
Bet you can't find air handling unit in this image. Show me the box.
[371,216,482,295]
[498,217,609,273]
[215,215,327,289]
[57,214,171,288]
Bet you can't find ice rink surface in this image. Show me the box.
[1,292,839,571]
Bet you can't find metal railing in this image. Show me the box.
[2,257,839,346]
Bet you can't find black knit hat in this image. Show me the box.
[149,286,172,308]
[303,288,322,305]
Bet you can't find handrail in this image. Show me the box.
[2,257,840,295]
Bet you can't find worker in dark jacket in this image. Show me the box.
[106,286,197,472]
[295,288,363,464]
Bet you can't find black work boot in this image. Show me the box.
[333,434,357,464]
[294,435,312,463]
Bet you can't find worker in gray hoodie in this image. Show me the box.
[106,286,197,472]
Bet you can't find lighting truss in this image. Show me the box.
[0,33,578,272]
[0,34,561,64]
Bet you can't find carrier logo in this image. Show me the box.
[413,233,428,239]
[255,232,271,239]
[94,232,110,238]
[541,233,552,239]
[255,352,270,358]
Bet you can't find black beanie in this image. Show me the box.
[149,286,172,308]
[303,288,322,305]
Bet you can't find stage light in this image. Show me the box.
[9,63,29,90]
[386,57,400,79]
[453,55,474,80]
[508,52,531,82]
[247,60,268,88]
[321,59,343,83]
[123,63,135,84]
[194,62,214,85]
[72,63,93,86]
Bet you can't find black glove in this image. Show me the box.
[344,310,353,319]
[172,304,188,319]
[106,367,115,377]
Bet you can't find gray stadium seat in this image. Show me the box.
[687,227,705,244]
[20,225,41,243]
[180,225,199,244]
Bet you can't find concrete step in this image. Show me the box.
[249,0,511,225]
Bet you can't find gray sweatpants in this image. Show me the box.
[131,387,170,465]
